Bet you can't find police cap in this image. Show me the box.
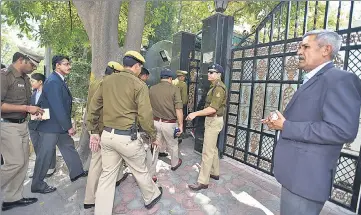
[176,70,188,76]
[208,63,224,74]
[124,51,145,64]
[18,46,44,67]
[160,68,174,79]
[107,61,123,72]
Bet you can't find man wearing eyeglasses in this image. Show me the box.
[31,55,87,194]
[186,63,227,191]
[1,47,44,211]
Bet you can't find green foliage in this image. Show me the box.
[67,61,91,101]
[66,60,90,124]
[1,1,90,61]
[1,27,17,65]
[147,1,178,46]
[175,1,213,33]
[226,1,279,27]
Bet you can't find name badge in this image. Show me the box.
[18,83,25,88]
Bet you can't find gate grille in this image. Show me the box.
[224,1,361,211]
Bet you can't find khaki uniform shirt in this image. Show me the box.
[149,81,183,120]
[172,78,188,105]
[86,79,104,132]
[87,69,156,140]
[205,79,227,117]
[1,65,32,119]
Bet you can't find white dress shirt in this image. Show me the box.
[56,72,65,81]
[303,61,332,84]
[35,90,42,104]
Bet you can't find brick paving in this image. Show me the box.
[1,138,355,215]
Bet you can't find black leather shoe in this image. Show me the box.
[84,204,95,209]
[71,171,88,182]
[171,159,182,171]
[158,152,168,157]
[116,172,129,187]
[2,198,38,211]
[145,187,163,209]
[210,174,219,180]
[31,185,57,194]
[188,183,208,191]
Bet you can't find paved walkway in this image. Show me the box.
[2,138,355,215]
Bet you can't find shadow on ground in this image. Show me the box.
[2,138,355,215]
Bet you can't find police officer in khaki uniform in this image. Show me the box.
[87,51,162,215]
[186,64,227,191]
[172,70,188,107]
[137,67,158,182]
[139,67,150,83]
[150,69,183,172]
[84,61,129,210]
[1,48,44,211]
[172,70,188,145]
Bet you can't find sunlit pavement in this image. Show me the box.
[1,138,354,215]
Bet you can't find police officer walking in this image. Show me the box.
[84,61,129,210]
[137,67,158,182]
[1,48,44,211]
[139,67,150,84]
[172,70,188,144]
[186,64,227,191]
[87,51,162,215]
[173,70,188,109]
[150,69,183,172]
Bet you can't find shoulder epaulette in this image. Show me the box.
[0,68,10,75]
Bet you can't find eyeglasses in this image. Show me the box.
[208,71,219,74]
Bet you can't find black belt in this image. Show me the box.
[104,126,131,136]
[1,118,27,124]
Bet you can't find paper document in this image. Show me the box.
[31,108,50,120]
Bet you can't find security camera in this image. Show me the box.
[160,50,171,62]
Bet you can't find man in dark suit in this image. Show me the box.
[262,29,361,215]
[31,55,87,194]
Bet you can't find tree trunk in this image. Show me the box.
[121,0,147,59]
[73,0,122,164]
[74,1,122,79]
[72,0,147,166]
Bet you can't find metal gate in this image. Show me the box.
[223,1,361,211]
[185,50,201,133]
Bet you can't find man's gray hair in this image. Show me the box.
[303,29,342,59]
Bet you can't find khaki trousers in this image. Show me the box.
[198,116,224,185]
[84,149,125,204]
[0,122,29,202]
[140,133,157,177]
[154,120,179,167]
[95,130,160,215]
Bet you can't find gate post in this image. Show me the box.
[194,13,234,156]
[170,31,196,74]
